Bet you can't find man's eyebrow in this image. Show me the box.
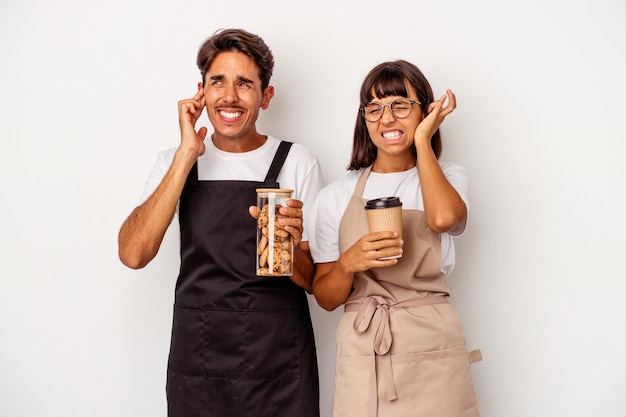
[208,74,255,85]
[237,75,254,84]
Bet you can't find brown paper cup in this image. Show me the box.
[365,197,402,259]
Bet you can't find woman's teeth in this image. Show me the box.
[382,131,402,140]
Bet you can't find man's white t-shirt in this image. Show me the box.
[307,162,469,276]
[139,136,323,242]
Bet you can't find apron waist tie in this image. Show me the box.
[344,294,450,417]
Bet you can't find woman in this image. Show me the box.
[308,60,481,417]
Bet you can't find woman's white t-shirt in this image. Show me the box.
[307,162,469,276]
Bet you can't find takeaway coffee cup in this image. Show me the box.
[365,196,403,259]
[256,188,294,276]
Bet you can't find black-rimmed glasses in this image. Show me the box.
[360,99,422,122]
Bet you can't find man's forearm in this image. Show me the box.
[118,149,197,269]
[290,244,315,293]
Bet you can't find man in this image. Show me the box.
[118,28,321,417]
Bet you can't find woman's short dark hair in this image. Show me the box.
[196,28,274,91]
[348,60,442,170]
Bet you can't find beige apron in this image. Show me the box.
[333,166,481,417]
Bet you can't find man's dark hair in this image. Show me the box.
[196,28,275,91]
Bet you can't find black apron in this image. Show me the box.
[166,141,319,417]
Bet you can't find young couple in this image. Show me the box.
[118,28,481,417]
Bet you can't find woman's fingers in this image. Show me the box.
[424,90,457,126]
[439,89,456,117]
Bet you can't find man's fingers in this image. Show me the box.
[198,126,208,140]
[179,98,202,116]
[192,87,204,102]
[286,199,304,209]
[248,206,260,219]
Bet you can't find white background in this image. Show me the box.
[1,1,625,416]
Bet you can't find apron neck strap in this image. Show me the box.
[353,165,373,198]
[186,163,199,185]
[185,140,293,185]
[264,141,293,182]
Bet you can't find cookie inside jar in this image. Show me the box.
[256,189,294,276]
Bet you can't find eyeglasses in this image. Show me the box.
[360,99,422,122]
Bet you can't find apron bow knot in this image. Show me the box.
[346,294,450,417]
[352,295,392,355]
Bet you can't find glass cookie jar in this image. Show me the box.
[256,189,294,276]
